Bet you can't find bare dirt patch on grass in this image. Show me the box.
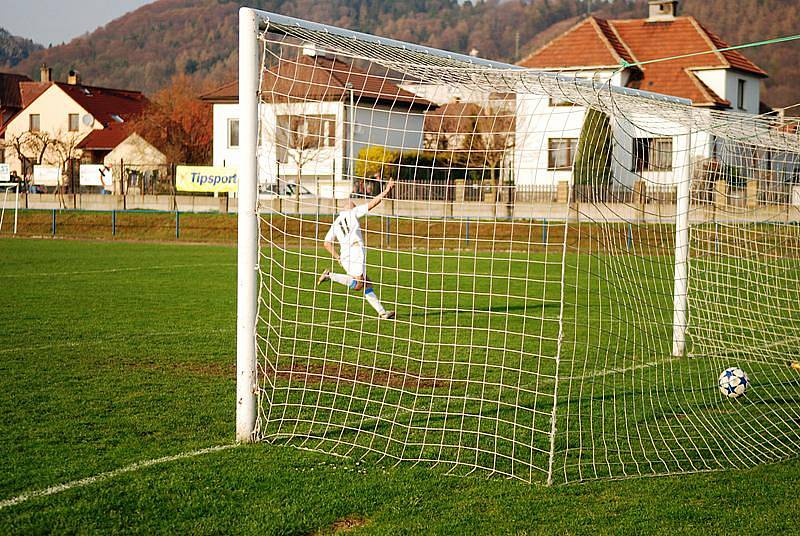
[312,516,369,535]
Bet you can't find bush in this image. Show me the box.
[574,107,612,186]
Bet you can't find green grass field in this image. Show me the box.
[2,237,800,534]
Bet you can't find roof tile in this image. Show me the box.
[202,54,432,111]
[76,122,133,150]
[0,72,32,109]
[520,18,622,69]
[55,82,147,126]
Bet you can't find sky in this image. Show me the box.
[2,0,156,46]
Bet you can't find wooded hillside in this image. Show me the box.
[4,0,798,109]
[0,28,43,68]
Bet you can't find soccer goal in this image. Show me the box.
[236,7,800,484]
[0,182,19,235]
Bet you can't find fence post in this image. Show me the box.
[51,208,56,236]
[172,163,178,211]
[112,210,116,236]
[121,159,127,211]
[465,218,470,245]
[627,223,633,251]
[175,211,180,239]
[542,219,548,245]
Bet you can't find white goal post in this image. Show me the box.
[236,6,800,484]
[236,7,260,442]
[0,182,20,235]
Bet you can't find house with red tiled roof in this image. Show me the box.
[201,46,432,198]
[512,0,770,187]
[518,1,766,111]
[1,65,154,193]
[76,122,167,185]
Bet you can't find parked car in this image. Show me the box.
[259,182,314,199]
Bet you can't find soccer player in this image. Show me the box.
[317,178,396,319]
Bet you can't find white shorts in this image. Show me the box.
[340,247,366,278]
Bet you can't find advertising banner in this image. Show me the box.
[33,166,61,186]
[79,164,113,188]
[176,166,237,193]
[0,164,9,182]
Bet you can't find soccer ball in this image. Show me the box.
[718,367,749,399]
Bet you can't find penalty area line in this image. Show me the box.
[0,263,236,279]
[568,356,680,381]
[0,443,237,511]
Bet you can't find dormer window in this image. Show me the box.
[737,79,746,110]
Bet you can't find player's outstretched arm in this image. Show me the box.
[367,178,395,211]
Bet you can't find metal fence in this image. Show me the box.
[393,179,453,202]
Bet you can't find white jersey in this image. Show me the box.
[325,203,369,277]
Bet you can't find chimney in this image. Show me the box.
[647,0,679,22]
[67,69,80,85]
[40,63,52,83]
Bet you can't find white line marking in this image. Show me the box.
[326,318,375,326]
[0,444,237,510]
[0,263,235,279]
[0,327,234,355]
[568,357,679,381]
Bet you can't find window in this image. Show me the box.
[633,137,673,172]
[29,114,40,132]
[68,113,79,131]
[737,79,746,110]
[228,118,239,148]
[547,138,578,170]
[276,114,336,150]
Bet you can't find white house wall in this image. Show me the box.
[105,133,167,167]
[212,99,425,198]
[611,112,711,188]
[399,83,497,106]
[264,100,343,178]
[514,69,627,187]
[514,68,720,189]
[3,84,96,175]
[211,103,240,168]
[515,94,586,186]
[693,69,761,113]
[352,105,424,161]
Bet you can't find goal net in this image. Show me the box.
[236,8,800,484]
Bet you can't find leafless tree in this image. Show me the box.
[273,106,335,202]
[425,96,515,198]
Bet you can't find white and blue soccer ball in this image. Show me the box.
[718,367,749,399]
